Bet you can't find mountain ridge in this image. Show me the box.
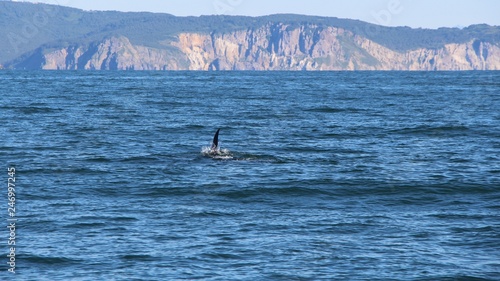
[1,2,499,70]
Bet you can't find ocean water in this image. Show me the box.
[1,71,499,280]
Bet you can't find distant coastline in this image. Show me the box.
[1,2,499,70]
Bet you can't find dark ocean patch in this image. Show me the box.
[64,222,108,229]
[21,255,83,265]
[120,254,161,262]
[305,106,366,114]
[18,106,63,114]
[392,124,472,137]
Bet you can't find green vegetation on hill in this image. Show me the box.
[1,2,499,64]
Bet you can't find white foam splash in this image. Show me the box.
[201,146,233,159]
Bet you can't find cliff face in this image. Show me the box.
[405,40,498,70]
[34,37,188,70]
[10,24,500,70]
[171,24,500,70]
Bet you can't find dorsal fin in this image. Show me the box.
[211,129,220,150]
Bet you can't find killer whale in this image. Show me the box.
[202,128,233,159]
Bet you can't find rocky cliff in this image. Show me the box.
[171,24,500,70]
[10,23,499,71]
[14,37,188,70]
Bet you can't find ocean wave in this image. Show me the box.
[391,124,472,137]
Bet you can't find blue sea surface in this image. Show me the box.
[1,71,499,280]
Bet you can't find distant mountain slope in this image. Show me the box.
[1,2,499,70]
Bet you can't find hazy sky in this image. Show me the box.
[22,0,500,29]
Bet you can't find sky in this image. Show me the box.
[19,0,500,29]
